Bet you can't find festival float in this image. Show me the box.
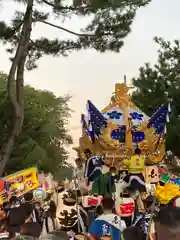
[67,81,177,237]
[74,81,171,184]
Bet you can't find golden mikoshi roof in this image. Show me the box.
[75,82,165,161]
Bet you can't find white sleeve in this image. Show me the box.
[121,220,127,230]
[73,168,77,178]
[32,210,37,222]
[150,221,155,234]
[85,157,91,178]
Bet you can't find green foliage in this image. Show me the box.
[0,72,73,175]
[0,0,151,70]
[132,37,180,156]
[55,164,74,181]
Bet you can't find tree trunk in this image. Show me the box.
[0,0,34,176]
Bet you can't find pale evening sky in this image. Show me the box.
[0,0,179,160]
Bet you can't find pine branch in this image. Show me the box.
[36,20,95,37]
[41,0,95,12]
[31,38,82,56]
[0,0,151,70]
[41,0,151,13]
[0,20,23,42]
[36,19,128,38]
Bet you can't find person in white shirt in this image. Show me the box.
[74,158,85,181]
[74,158,88,193]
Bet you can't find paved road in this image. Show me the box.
[40,230,68,240]
[40,218,68,240]
[41,218,55,237]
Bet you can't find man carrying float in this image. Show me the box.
[122,147,146,213]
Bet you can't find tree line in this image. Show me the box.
[132,37,180,160]
[0,72,73,179]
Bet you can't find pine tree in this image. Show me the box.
[0,0,151,175]
[132,37,180,158]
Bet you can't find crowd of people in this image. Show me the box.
[86,195,180,240]
[72,148,180,240]
[0,192,57,240]
[1,146,180,240]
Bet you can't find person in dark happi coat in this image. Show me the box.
[84,149,104,185]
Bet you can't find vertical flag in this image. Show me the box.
[147,102,171,135]
[86,100,107,143]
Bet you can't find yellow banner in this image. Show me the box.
[0,167,40,204]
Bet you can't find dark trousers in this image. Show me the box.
[45,217,56,233]
[121,216,132,227]
[8,225,21,238]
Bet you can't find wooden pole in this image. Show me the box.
[124,75,127,85]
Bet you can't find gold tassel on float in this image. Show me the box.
[122,103,133,151]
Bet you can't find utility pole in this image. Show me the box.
[124,75,127,85]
